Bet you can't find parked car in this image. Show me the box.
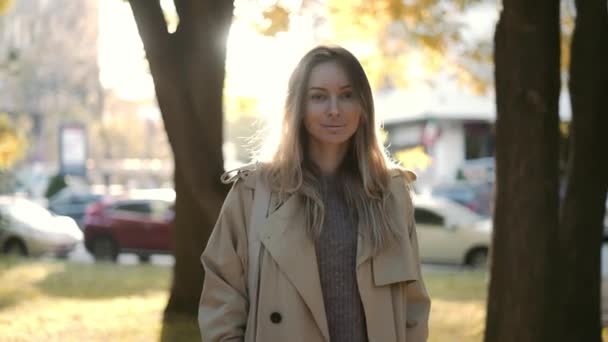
[83,196,174,262]
[430,181,494,217]
[413,195,492,267]
[48,188,104,228]
[0,196,83,257]
[457,157,495,183]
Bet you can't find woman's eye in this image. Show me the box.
[310,93,326,101]
[341,92,354,99]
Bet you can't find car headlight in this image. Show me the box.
[52,217,83,241]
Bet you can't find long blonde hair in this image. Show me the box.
[259,45,402,253]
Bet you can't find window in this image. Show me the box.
[113,202,151,215]
[414,208,445,226]
[149,201,173,220]
[72,194,101,205]
[464,122,495,160]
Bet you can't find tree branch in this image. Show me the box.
[173,0,192,27]
[174,0,233,37]
[173,0,205,32]
[128,0,170,62]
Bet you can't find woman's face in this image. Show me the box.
[303,61,362,152]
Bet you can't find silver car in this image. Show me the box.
[0,196,83,257]
[413,195,492,267]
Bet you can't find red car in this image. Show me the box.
[83,197,174,262]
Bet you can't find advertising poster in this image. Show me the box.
[59,123,87,177]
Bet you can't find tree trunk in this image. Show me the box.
[558,0,608,340]
[128,0,234,318]
[485,1,562,341]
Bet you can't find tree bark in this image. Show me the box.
[485,1,562,341]
[128,0,234,318]
[558,0,608,340]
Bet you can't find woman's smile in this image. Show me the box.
[321,124,346,128]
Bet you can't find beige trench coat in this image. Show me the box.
[199,169,430,342]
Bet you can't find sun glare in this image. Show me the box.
[98,0,154,101]
[225,13,316,121]
[99,0,313,114]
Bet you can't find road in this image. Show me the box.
[65,241,608,275]
[67,242,175,266]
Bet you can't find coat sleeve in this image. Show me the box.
[198,180,253,342]
[403,180,431,341]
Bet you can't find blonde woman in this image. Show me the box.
[199,45,430,342]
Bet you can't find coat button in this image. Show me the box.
[406,320,418,328]
[270,312,282,324]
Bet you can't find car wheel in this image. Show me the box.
[91,237,118,262]
[466,248,488,268]
[3,239,27,257]
[56,251,70,259]
[138,254,151,263]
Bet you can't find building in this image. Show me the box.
[0,0,101,165]
[377,86,572,185]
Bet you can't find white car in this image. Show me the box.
[0,196,83,257]
[413,195,492,267]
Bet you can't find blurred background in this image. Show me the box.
[0,0,605,341]
[0,0,510,198]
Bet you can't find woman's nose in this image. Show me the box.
[327,96,339,117]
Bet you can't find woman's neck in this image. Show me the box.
[307,141,349,176]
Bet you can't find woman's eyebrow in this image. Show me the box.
[309,86,327,91]
[308,84,352,91]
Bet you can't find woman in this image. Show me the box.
[199,45,430,342]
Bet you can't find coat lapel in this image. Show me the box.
[356,233,373,267]
[258,193,330,342]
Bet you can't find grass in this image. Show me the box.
[0,257,197,342]
[424,269,488,342]
[0,257,488,341]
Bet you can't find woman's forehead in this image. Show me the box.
[308,61,352,88]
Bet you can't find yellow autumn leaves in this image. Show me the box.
[0,113,27,169]
[395,145,433,171]
[0,0,14,15]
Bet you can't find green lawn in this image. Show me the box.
[424,269,488,342]
[0,257,488,341]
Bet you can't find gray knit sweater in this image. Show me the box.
[315,175,368,342]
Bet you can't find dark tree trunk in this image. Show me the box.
[128,0,234,318]
[558,0,608,340]
[485,1,562,341]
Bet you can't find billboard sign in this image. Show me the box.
[59,123,87,177]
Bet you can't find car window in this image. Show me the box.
[149,200,173,220]
[72,194,100,205]
[414,208,445,226]
[49,189,71,202]
[113,202,152,215]
[149,201,166,214]
[433,188,475,204]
